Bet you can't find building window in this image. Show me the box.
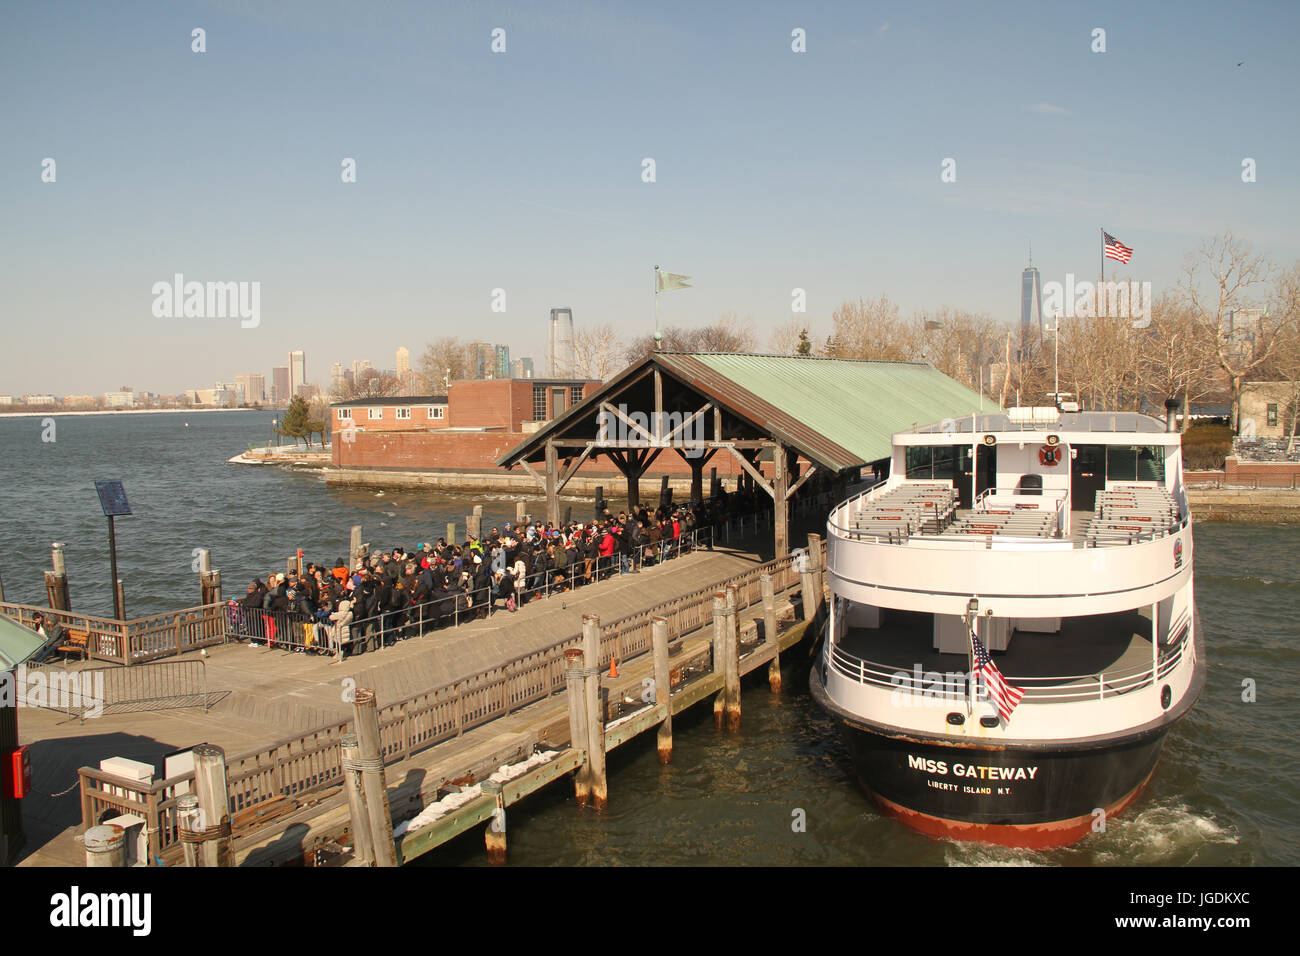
[533,385,547,420]
[426,406,445,420]
[1267,403,1279,427]
[368,408,383,420]
[336,408,352,420]
[396,407,411,420]
[571,385,584,406]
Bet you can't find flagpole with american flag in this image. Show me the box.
[1102,229,1135,285]
[971,628,1026,724]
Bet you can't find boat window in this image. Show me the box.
[1136,446,1165,482]
[1106,445,1138,482]
[933,446,957,482]
[905,445,933,478]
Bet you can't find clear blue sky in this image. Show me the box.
[3,0,1297,395]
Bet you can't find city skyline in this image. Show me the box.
[4,2,1298,394]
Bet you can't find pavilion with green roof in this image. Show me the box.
[498,352,993,554]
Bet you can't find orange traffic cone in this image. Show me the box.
[608,657,619,678]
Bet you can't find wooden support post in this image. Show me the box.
[593,487,603,519]
[545,440,560,527]
[807,532,825,630]
[651,616,672,763]
[516,500,527,525]
[761,573,781,692]
[659,475,670,508]
[353,689,399,866]
[176,794,201,867]
[45,542,70,611]
[83,824,126,867]
[349,525,362,564]
[115,579,127,621]
[773,445,789,557]
[467,505,483,541]
[723,585,741,730]
[799,551,817,625]
[710,468,719,499]
[690,460,704,504]
[564,647,591,807]
[483,779,506,865]
[192,743,232,867]
[712,592,727,729]
[581,615,608,810]
[340,732,375,866]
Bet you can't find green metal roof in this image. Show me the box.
[0,615,45,670]
[666,353,997,469]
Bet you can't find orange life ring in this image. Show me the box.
[1039,444,1061,467]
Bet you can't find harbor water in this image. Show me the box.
[0,411,1295,865]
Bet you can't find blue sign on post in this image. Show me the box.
[94,480,132,517]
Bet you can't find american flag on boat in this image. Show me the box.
[972,633,1025,721]
[1103,231,1134,263]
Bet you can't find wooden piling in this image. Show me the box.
[711,592,727,729]
[446,522,457,546]
[806,532,825,629]
[564,647,591,807]
[0,567,6,603]
[45,542,69,611]
[593,487,603,519]
[651,616,672,763]
[723,585,741,730]
[467,505,483,540]
[340,732,375,866]
[349,525,362,564]
[83,824,125,867]
[761,573,781,692]
[115,579,127,621]
[192,743,232,867]
[352,689,398,866]
[176,793,201,867]
[581,615,608,810]
[483,779,506,865]
[659,475,670,508]
[517,500,527,525]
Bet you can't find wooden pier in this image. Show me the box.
[11,532,827,867]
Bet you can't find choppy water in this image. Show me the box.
[1,411,1295,865]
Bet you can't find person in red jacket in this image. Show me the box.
[597,524,617,578]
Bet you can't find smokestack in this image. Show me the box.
[1164,397,1180,432]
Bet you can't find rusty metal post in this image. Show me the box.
[83,824,126,867]
[483,779,506,865]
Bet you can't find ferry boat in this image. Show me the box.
[810,407,1204,848]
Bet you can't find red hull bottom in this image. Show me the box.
[870,765,1157,850]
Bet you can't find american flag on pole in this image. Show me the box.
[1103,231,1134,263]
[971,633,1025,722]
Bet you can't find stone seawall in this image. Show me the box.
[1188,487,1300,522]
[323,466,697,500]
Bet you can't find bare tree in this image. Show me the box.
[328,368,404,403]
[1182,231,1277,432]
[417,337,475,391]
[1264,262,1300,451]
[826,296,909,360]
[1138,293,1220,429]
[573,322,624,380]
[623,313,757,363]
[768,318,808,355]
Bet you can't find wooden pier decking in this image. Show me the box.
[15,538,820,867]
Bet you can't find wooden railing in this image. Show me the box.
[77,549,807,849]
[0,601,227,666]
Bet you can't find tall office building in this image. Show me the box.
[396,346,410,378]
[235,373,266,405]
[512,357,535,379]
[1020,256,1043,350]
[271,366,290,405]
[468,342,496,379]
[289,350,306,397]
[494,345,510,379]
[330,362,346,391]
[548,308,575,378]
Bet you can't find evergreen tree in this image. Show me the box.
[796,328,812,355]
[279,396,311,447]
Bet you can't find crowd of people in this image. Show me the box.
[224,494,764,658]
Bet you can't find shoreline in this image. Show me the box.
[0,407,263,418]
